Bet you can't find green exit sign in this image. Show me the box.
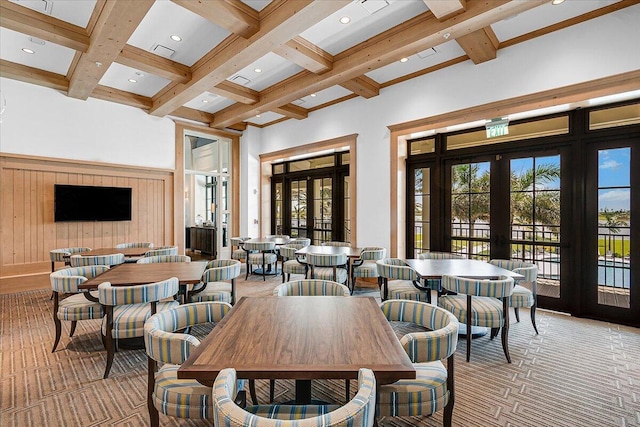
[485,118,509,138]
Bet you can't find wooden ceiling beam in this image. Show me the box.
[422,0,466,20]
[172,0,260,39]
[92,85,152,110]
[0,0,89,52]
[170,106,215,124]
[150,0,349,117]
[273,37,333,74]
[117,45,191,83]
[0,59,68,91]
[273,103,308,120]
[211,0,547,128]
[67,1,155,100]
[211,80,260,104]
[340,75,380,99]
[456,26,499,64]
[227,122,248,131]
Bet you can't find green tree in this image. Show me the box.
[601,208,624,256]
[451,164,490,254]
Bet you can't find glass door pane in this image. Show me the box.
[451,162,491,260]
[510,155,561,298]
[312,177,332,244]
[597,147,631,308]
[414,167,431,257]
[290,179,307,238]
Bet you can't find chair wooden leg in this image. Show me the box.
[245,262,250,280]
[147,358,159,427]
[502,299,511,363]
[269,380,275,403]
[345,379,350,403]
[103,310,115,379]
[444,354,455,427]
[69,320,77,337]
[466,295,472,362]
[248,380,259,405]
[514,307,521,322]
[531,303,539,335]
[52,293,61,353]
[490,327,499,340]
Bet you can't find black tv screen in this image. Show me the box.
[54,184,132,222]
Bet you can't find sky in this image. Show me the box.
[599,148,631,211]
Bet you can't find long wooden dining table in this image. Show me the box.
[404,258,525,281]
[178,296,415,404]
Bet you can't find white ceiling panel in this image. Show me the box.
[241,0,271,12]
[292,85,353,109]
[184,92,236,114]
[492,0,622,41]
[9,0,97,28]
[0,27,74,75]
[301,0,428,55]
[99,62,171,98]
[244,111,284,125]
[228,52,303,91]
[366,40,466,84]
[127,1,231,67]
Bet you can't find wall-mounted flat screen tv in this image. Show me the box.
[54,184,132,222]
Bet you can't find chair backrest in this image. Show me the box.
[267,234,289,239]
[418,251,464,260]
[278,244,307,260]
[273,279,350,296]
[306,252,348,267]
[230,237,249,249]
[488,259,538,283]
[441,274,514,298]
[381,299,458,362]
[50,265,110,293]
[243,241,276,252]
[213,368,376,427]
[116,242,154,249]
[290,237,311,247]
[144,301,231,365]
[137,255,191,264]
[359,247,386,261]
[70,253,125,267]
[203,259,241,282]
[98,277,179,306]
[50,247,92,262]
[322,241,351,247]
[144,246,178,257]
[376,258,419,281]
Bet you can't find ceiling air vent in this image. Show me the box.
[230,75,251,86]
[14,0,53,14]
[152,44,176,59]
[417,48,438,59]
[359,0,389,14]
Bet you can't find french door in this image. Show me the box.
[584,140,638,323]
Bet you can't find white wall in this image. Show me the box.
[0,78,175,169]
[239,125,261,237]
[258,6,640,251]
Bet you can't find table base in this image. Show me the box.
[457,325,489,339]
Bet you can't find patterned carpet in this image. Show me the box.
[1,271,639,427]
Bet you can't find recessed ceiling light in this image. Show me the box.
[170,35,182,42]
[339,16,351,24]
[254,68,262,73]
[310,93,317,97]
[551,0,565,4]
[400,57,409,63]
[256,114,261,118]
[128,79,137,83]
[21,48,35,54]
[202,99,209,103]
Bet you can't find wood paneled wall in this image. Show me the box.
[0,154,174,277]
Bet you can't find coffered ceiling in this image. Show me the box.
[0,0,635,132]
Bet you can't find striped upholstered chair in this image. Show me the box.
[244,241,278,281]
[290,237,311,247]
[144,246,178,257]
[137,255,191,264]
[213,367,376,427]
[307,252,349,286]
[50,265,109,352]
[489,259,538,334]
[351,247,386,294]
[116,242,154,263]
[322,241,351,247]
[144,301,241,427]
[438,275,514,363]
[376,258,428,302]
[70,253,125,268]
[188,259,241,305]
[50,247,92,272]
[278,243,308,283]
[230,237,252,264]
[98,278,179,378]
[378,300,458,427]
[417,251,464,295]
